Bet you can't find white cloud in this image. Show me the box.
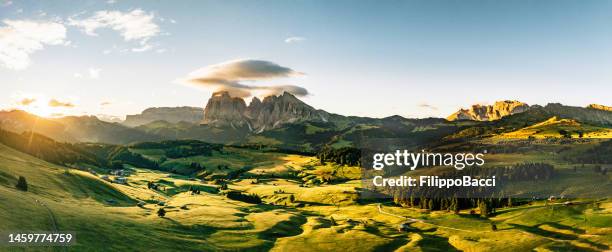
[73,73,83,78]
[284,36,305,43]
[88,67,101,79]
[48,98,75,108]
[2,0,13,7]
[0,19,68,70]
[169,19,177,24]
[180,59,308,98]
[68,9,160,50]
[17,97,36,106]
[106,0,117,4]
[131,43,152,52]
[418,103,438,110]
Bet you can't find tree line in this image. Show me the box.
[316,147,361,166]
[132,140,223,159]
[387,163,555,215]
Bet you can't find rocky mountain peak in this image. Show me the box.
[202,91,327,131]
[588,104,612,112]
[202,91,249,128]
[447,100,529,121]
[249,96,262,107]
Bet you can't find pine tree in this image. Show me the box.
[451,197,460,214]
[16,176,27,191]
[479,200,490,217]
[157,208,166,217]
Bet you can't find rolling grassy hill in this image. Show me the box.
[0,135,610,251]
[497,117,612,139]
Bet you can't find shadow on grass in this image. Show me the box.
[415,233,459,252]
[508,223,608,251]
[254,214,308,251]
[372,237,409,252]
[160,217,218,239]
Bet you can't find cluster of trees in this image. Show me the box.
[166,146,210,159]
[225,191,262,204]
[388,163,555,214]
[188,186,202,194]
[498,163,555,181]
[107,147,158,169]
[0,128,163,171]
[132,140,222,159]
[231,143,316,156]
[316,147,361,166]
[0,128,224,175]
[393,195,517,217]
[573,140,612,164]
[131,140,222,150]
[225,166,251,180]
[0,129,101,166]
[147,181,160,190]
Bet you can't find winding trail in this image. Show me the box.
[34,199,59,233]
[28,196,68,251]
[377,203,478,233]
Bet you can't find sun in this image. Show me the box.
[18,102,66,118]
[24,105,59,118]
[11,94,74,118]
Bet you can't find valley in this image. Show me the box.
[0,131,610,251]
[0,93,610,251]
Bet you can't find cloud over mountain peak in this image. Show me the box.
[180,59,309,98]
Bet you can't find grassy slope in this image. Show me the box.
[1,143,610,251]
[0,144,305,251]
[497,117,612,139]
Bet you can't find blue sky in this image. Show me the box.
[1,0,611,119]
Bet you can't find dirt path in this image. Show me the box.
[29,196,68,251]
[35,199,59,233]
[377,204,478,233]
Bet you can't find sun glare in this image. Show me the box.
[18,103,66,118]
[23,106,56,118]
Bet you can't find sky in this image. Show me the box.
[1,0,611,119]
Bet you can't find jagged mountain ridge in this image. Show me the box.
[447,100,530,121]
[588,104,612,112]
[202,91,330,132]
[1,95,610,149]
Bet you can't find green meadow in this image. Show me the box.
[0,140,610,251]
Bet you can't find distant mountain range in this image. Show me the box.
[124,106,204,127]
[0,110,161,144]
[446,100,529,121]
[1,92,610,151]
